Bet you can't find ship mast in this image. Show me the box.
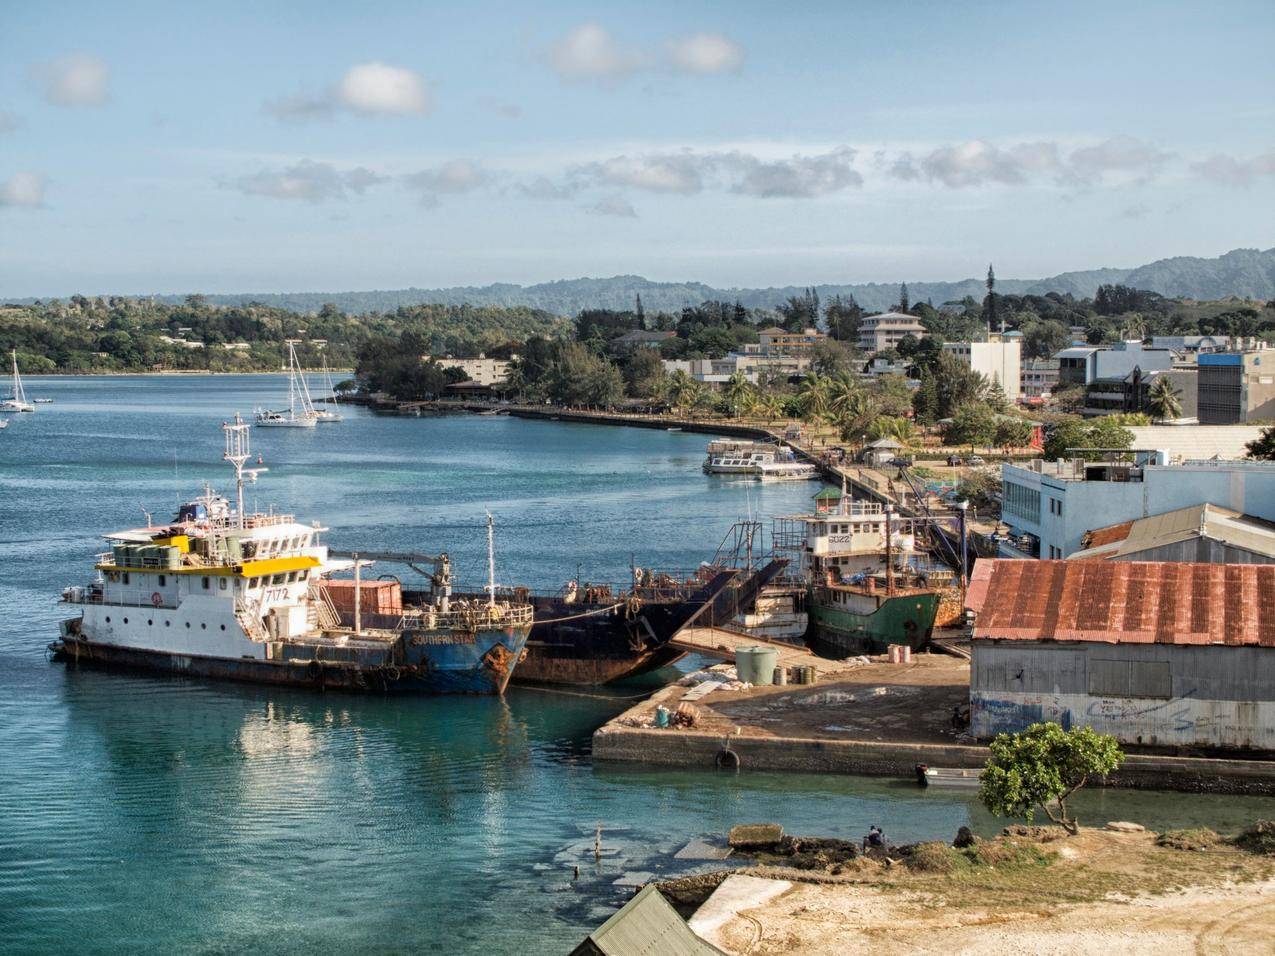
[485,512,496,609]
[223,413,251,527]
[883,503,895,595]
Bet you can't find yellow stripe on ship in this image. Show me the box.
[97,556,321,577]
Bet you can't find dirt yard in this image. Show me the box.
[681,827,1275,955]
[684,653,971,745]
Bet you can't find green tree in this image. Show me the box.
[755,392,785,422]
[1023,319,1070,360]
[866,415,915,445]
[810,339,858,377]
[1146,375,1182,421]
[722,371,757,418]
[1042,417,1134,461]
[993,416,1036,451]
[913,351,991,423]
[979,723,1123,834]
[796,372,830,421]
[942,402,997,449]
[667,370,704,412]
[1245,425,1275,461]
[622,347,667,399]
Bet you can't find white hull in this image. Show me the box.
[313,411,342,422]
[256,417,317,428]
[1,401,34,413]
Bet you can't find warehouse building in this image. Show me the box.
[966,559,1275,751]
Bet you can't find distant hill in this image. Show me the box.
[22,247,1275,316]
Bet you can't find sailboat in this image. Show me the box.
[312,357,343,423]
[255,341,317,427]
[1,350,35,412]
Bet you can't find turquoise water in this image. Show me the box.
[2,375,1274,954]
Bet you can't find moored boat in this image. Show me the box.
[1,349,36,412]
[51,416,534,694]
[773,490,951,657]
[256,341,319,427]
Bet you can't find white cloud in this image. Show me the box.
[586,196,637,217]
[518,176,581,200]
[1,171,46,208]
[336,62,431,115]
[266,62,430,121]
[35,54,109,107]
[729,147,861,197]
[230,160,386,202]
[582,152,707,193]
[1064,136,1171,185]
[0,111,19,134]
[887,137,1168,188]
[666,33,744,74]
[403,160,489,205]
[565,147,863,198]
[1192,149,1275,187]
[548,24,643,80]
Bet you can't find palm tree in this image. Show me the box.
[1146,375,1182,421]
[668,370,699,411]
[825,372,861,418]
[867,416,915,445]
[756,392,785,422]
[796,372,829,422]
[722,371,757,419]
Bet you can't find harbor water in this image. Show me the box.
[3,375,1274,954]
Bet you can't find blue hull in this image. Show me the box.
[52,624,531,696]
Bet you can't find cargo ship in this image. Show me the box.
[773,489,951,657]
[51,415,534,694]
[482,558,786,686]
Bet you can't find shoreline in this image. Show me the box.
[24,369,354,377]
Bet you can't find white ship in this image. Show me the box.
[52,415,534,694]
[312,359,343,422]
[703,439,808,476]
[256,341,317,427]
[754,460,820,481]
[1,350,35,413]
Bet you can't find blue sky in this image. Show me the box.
[2,0,1273,297]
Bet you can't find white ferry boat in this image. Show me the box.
[52,416,534,694]
[702,439,786,475]
[754,460,820,481]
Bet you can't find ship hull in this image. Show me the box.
[51,624,530,695]
[806,590,941,658]
[500,561,788,687]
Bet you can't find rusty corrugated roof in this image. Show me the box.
[967,559,1275,646]
[1079,520,1135,551]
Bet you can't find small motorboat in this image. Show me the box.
[915,764,982,788]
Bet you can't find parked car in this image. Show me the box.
[946,455,964,467]
[888,456,914,468]
[967,455,986,466]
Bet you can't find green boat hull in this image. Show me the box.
[806,590,941,657]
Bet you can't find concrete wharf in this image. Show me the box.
[669,626,859,680]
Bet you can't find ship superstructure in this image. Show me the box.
[52,415,533,693]
[773,489,951,655]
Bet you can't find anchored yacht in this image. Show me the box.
[1,350,35,413]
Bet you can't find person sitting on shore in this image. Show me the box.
[865,826,885,850]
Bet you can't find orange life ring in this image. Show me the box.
[150,592,163,607]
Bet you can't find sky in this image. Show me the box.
[2,0,1274,297]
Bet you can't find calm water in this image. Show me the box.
[2,375,1273,954]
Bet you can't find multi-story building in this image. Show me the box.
[1054,340,1177,388]
[756,326,826,356]
[942,336,1021,403]
[1019,358,1059,400]
[857,312,926,354]
[1081,366,1198,419]
[663,352,811,386]
[428,355,513,386]
[1197,350,1275,424]
[999,455,1275,559]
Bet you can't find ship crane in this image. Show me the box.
[327,549,453,609]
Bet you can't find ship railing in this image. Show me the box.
[61,585,180,610]
[307,584,343,629]
[233,599,270,642]
[334,600,534,634]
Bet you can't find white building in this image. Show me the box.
[1020,358,1059,400]
[942,336,1021,402]
[857,312,926,354]
[427,355,513,386]
[1055,340,1177,388]
[663,352,810,385]
[999,455,1275,559]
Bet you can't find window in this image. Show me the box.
[202,576,211,590]
[123,573,130,585]
[219,578,228,591]
[158,574,166,586]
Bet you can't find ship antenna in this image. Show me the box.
[223,413,250,528]
[485,512,497,609]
